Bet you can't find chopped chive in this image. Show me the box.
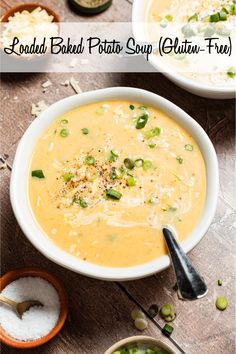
[136,113,149,129]
[162,324,174,337]
[63,173,74,182]
[126,175,136,186]
[142,160,153,171]
[218,279,223,286]
[227,67,236,78]
[129,104,135,110]
[148,304,159,318]
[106,189,122,200]
[165,14,173,22]
[84,156,95,166]
[60,119,68,125]
[31,170,45,179]
[210,13,220,22]
[109,150,119,163]
[60,128,69,137]
[149,144,156,149]
[81,128,89,135]
[79,198,88,208]
[124,158,135,170]
[176,156,184,164]
[134,158,143,167]
[215,296,228,311]
[185,144,194,151]
[188,13,198,22]
[144,127,161,139]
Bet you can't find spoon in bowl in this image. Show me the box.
[163,227,208,300]
[0,294,43,319]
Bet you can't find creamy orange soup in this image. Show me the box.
[28,100,206,267]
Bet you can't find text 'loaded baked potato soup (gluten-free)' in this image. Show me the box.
[28,101,206,267]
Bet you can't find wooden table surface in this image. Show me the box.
[0,1,235,353]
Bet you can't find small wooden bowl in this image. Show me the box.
[0,3,60,23]
[0,268,68,349]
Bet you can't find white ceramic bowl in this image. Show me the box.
[10,87,218,281]
[104,336,178,354]
[132,0,235,99]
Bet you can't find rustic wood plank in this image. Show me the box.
[0,168,181,354]
[1,1,235,353]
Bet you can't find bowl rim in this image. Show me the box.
[0,2,60,23]
[104,335,178,354]
[0,268,68,349]
[10,87,219,281]
[132,0,236,99]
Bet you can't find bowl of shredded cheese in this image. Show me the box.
[0,3,60,59]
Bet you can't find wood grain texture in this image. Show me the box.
[0,0,236,353]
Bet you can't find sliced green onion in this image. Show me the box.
[210,13,220,22]
[144,127,161,139]
[218,279,223,286]
[227,67,236,78]
[60,128,69,137]
[60,119,68,125]
[84,156,95,166]
[81,128,89,135]
[176,156,183,164]
[134,317,148,331]
[134,158,143,167]
[165,14,173,22]
[160,304,172,317]
[188,13,198,22]
[106,189,122,200]
[79,198,88,208]
[129,104,135,110]
[219,11,227,20]
[185,144,194,151]
[127,175,136,187]
[149,144,156,149]
[131,309,146,320]
[215,296,228,311]
[31,170,45,179]
[124,158,135,170]
[142,160,153,171]
[148,195,158,204]
[148,304,159,318]
[162,324,174,337]
[136,113,149,129]
[110,167,117,180]
[165,313,177,322]
[169,206,177,212]
[63,173,74,182]
[109,150,119,162]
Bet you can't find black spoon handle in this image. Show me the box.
[163,228,208,300]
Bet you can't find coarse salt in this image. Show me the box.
[0,277,60,341]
